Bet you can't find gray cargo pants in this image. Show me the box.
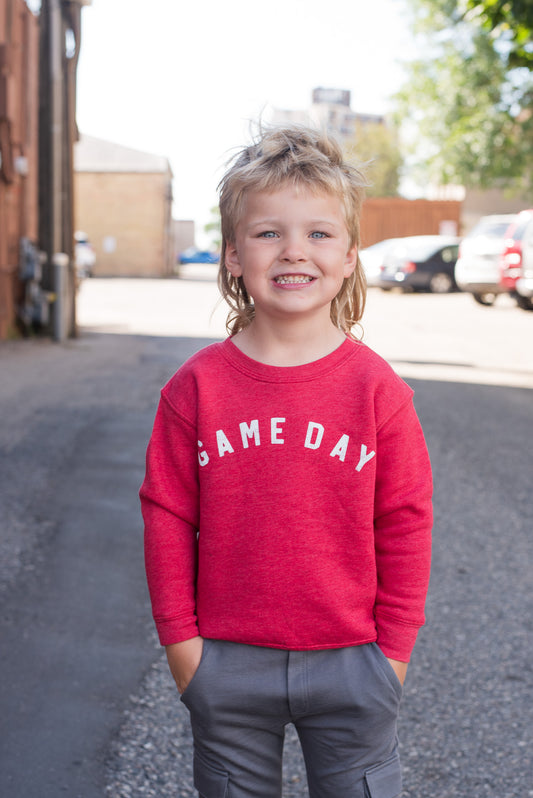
[180,639,403,798]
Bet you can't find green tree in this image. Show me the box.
[466,0,533,69]
[204,205,221,250]
[396,0,533,192]
[344,122,403,197]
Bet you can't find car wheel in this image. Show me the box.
[429,273,453,293]
[515,294,533,311]
[472,292,497,306]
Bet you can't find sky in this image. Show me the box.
[75,0,415,245]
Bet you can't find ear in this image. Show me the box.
[225,241,243,278]
[343,244,358,278]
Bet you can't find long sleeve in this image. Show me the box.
[140,394,200,645]
[372,398,433,661]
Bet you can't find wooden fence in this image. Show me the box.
[360,198,462,248]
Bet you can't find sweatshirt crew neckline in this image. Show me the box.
[221,336,361,383]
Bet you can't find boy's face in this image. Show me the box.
[225,185,357,328]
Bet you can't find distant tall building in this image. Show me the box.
[272,87,385,147]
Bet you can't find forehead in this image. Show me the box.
[238,184,347,223]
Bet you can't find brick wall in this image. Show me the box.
[0,0,39,338]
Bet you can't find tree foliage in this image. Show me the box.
[466,0,533,69]
[396,0,533,192]
[204,205,221,249]
[344,123,403,197]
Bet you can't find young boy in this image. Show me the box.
[140,126,432,798]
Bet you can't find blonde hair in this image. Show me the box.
[218,125,368,336]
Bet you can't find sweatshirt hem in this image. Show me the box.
[194,630,379,652]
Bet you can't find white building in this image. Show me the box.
[272,87,385,147]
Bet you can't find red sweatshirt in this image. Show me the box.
[140,337,432,662]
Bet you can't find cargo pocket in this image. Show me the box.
[364,752,402,797]
[194,753,229,798]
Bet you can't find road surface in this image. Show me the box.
[0,275,531,797]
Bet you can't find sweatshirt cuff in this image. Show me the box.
[375,617,422,662]
[155,617,200,647]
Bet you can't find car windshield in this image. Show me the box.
[363,239,397,254]
[508,216,531,242]
[469,219,515,239]
[389,238,450,260]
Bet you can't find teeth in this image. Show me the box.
[275,275,313,284]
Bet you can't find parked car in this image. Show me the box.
[74,231,96,278]
[359,238,403,286]
[378,236,461,293]
[515,274,533,310]
[455,214,517,305]
[499,209,533,311]
[178,247,219,265]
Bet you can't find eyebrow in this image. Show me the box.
[245,218,340,229]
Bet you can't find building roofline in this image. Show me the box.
[75,134,173,176]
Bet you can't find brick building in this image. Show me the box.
[1,0,95,340]
[74,134,174,277]
[0,0,40,339]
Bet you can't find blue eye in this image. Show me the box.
[259,231,277,238]
[310,231,328,239]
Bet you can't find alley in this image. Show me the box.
[0,277,532,797]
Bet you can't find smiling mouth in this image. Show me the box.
[274,275,314,285]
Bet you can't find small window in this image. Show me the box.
[441,246,459,262]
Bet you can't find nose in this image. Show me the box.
[280,235,307,263]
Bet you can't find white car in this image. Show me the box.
[516,274,533,309]
[455,215,517,305]
[359,238,403,286]
[74,231,96,278]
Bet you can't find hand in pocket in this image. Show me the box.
[165,636,204,694]
[386,657,408,686]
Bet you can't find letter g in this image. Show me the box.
[198,441,209,467]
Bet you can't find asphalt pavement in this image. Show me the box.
[0,331,214,797]
[1,279,532,797]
